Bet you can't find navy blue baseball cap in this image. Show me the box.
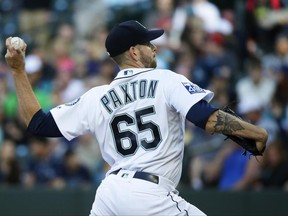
[105,20,164,57]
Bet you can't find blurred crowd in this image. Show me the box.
[0,0,288,191]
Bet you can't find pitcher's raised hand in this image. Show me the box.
[5,37,27,72]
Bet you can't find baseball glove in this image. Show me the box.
[222,105,264,157]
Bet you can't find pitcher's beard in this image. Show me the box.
[140,52,157,68]
[148,59,157,68]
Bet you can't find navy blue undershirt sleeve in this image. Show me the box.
[27,109,63,137]
[186,100,219,129]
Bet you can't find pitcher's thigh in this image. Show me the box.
[127,181,207,216]
[161,191,207,216]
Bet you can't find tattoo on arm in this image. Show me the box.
[213,110,244,135]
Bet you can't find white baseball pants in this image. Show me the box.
[89,170,206,216]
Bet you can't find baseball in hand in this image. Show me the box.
[11,37,24,50]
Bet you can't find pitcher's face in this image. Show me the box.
[137,42,157,68]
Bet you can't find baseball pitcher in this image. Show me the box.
[5,20,267,215]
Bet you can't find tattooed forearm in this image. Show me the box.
[213,110,244,135]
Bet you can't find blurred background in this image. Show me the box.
[0,0,288,215]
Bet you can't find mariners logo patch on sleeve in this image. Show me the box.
[182,82,205,94]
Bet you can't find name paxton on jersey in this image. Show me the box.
[101,79,159,113]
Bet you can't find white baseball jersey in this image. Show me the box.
[51,68,214,187]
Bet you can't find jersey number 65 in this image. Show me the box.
[110,106,162,156]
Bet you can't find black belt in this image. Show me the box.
[110,169,159,184]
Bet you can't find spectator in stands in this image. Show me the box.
[50,23,77,74]
[0,139,21,185]
[174,45,195,80]
[273,65,288,111]
[143,0,175,31]
[19,0,52,48]
[237,95,280,145]
[270,64,288,144]
[207,65,232,108]
[245,0,288,52]
[84,58,117,88]
[236,57,276,108]
[262,33,288,80]
[74,0,107,38]
[191,32,233,88]
[190,140,261,190]
[181,15,206,57]
[83,27,109,77]
[52,65,87,105]
[75,134,101,172]
[3,119,28,146]
[23,136,64,188]
[189,0,233,35]
[258,139,288,189]
[59,149,92,188]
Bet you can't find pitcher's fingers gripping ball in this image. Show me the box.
[6,36,26,56]
[11,37,25,50]
[5,37,27,71]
